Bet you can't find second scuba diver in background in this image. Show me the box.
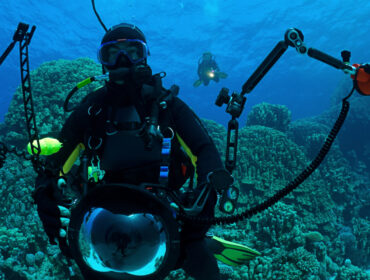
[193,52,228,87]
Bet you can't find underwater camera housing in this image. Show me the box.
[68,183,180,280]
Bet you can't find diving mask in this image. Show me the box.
[98,39,148,67]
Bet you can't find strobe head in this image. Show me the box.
[341,50,351,63]
[215,88,231,107]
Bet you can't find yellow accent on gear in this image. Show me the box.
[193,80,202,87]
[210,236,261,266]
[27,137,63,156]
[214,254,237,267]
[59,143,85,176]
[218,72,228,79]
[175,133,198,179]
[224,201,234,212]
[88,166,98,182]
[77,78,93,89]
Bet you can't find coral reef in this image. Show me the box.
[0,154,72,279]
[287,119,331,159]
[246,102,292,132]
[236,125,308,192]
[335,262,370,280]
[201,118,227,161]
[313,77,370,174]
[3,58,103,148]
[0,58,369,279]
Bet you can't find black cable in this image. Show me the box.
[91,0,108,32]
[343,86,355,101]
[178,94,351,225]
[63,87,78,112]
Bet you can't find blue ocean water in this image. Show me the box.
[1,0,369,126]
[0,2,370,279]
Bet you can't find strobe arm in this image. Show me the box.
[307,48,354,72]
[285,28,355,73]
[241,40,289,95]
[216,27,369,177]
[241,28,359,96]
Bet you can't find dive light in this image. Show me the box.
[208,69,215,78]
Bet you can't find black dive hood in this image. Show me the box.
[68,183,180,280]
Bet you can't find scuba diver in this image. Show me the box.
[193,52,228,87]
[31,23,258,280]
[2,12,369,280]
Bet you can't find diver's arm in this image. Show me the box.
[169,97,224,185]
[34,103,89,192]
[35,86,105,186]
[33,107,87,247]
[48,108,87,174]
[211,60,220,71]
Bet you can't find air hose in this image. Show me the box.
[178,88,353,226]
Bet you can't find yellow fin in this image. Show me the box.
[193,80,202,87]
[207,235,261,266]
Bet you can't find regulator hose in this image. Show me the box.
[91,0,108,32]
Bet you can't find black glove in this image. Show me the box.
[33,185,63,244]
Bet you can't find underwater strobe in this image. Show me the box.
[210,27,369,227]
[239,28,370,96]
[216,28,370,178]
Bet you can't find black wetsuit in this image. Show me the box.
[38,81,223,280]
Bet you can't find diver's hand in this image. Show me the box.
[33,185,71,245]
